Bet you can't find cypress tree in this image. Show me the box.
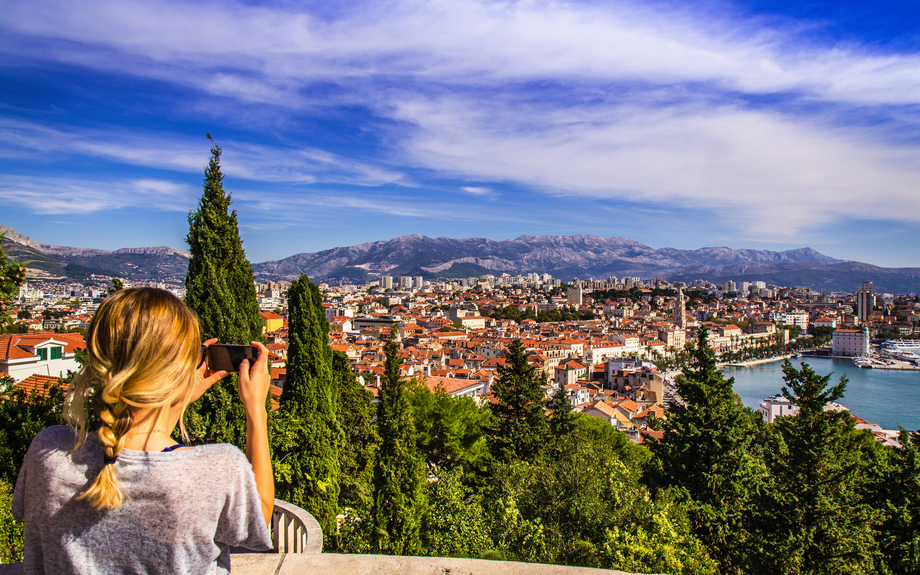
[648,326,760,574]
[274,275,342,535]
[184,140,263,447]
[332,350,378,512]
[756,361,877,574]
[371,329,426,555]
[490,339,550,463]
[550,379,577,441]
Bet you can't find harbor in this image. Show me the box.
[723,356,920,432]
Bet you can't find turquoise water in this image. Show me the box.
[723,358,920,431]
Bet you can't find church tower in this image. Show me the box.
[673,288,687,329]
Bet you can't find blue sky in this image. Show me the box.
[1,0,919,267]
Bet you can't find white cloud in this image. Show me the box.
[0,176,196,214]
[2,0,920,243]
[0,118,407,186]
[3,0,920,105]
[392,93,920,237]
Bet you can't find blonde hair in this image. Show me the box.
[65,287,201,510]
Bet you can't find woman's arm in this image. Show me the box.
[238,341,274,525]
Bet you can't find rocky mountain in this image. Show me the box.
[3,225,917,293]
[252,233,893,288]
[0,225,190,281]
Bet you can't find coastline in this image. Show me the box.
[720,355,792,368]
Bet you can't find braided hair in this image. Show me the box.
[65,287,201,510]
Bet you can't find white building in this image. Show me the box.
[769,310,810,331]
[832,328,870,357]
[0,333,85,382]
[760,394,799,423]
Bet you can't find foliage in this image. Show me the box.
[870,429,920,575]
[0,478,23,563]
[0,235,26,329]
[0,375,67,487]
[183,141,263,448]
[755,361,878,574]
[490,416,715,573]
[407,380,491,483]
[371,330,427,555]
[549,379,577,445]
[273,276,342,536]
[332,350,377,513]
[489,339,550,464]
[421,466,491,558]
[648,325,761,574]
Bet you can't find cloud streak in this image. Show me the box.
[1,0,919,261]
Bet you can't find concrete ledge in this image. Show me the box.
[4,553,638,574]
[237,553,635,575]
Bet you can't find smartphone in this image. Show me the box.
[207,344,256,372]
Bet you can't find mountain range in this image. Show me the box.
[0,225,190,281]
[3,225,919,293]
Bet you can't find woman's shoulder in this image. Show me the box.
[30,425,76,452]
[184,442,250,467]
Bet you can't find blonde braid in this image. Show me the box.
[77,387,134,510]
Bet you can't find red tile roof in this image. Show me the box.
[12,374,64,398]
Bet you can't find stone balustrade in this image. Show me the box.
[271,497,323,553]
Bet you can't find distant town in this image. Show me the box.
[5,271,918,445]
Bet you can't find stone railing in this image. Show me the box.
[271,498,323,554]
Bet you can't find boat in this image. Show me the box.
[852,357,873,368]
[882,339,920,355]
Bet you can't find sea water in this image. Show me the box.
[723,357,920,431]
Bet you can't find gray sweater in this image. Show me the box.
[13,426,272,574]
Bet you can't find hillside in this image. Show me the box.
[1,225,190,281]
[3,225,918,292]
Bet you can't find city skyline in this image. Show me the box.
[1,0,919,267]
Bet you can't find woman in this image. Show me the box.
[12,287,274,574]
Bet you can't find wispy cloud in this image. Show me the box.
[1,0,919,259]
[3,0,919,105]
[0,118,406,186]
[0,176,196,214]
[389,90,920,237]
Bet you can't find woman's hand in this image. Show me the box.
[192,338,228,403]
[238,341,270,420]
[239,341,274,524]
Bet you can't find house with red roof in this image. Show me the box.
[0,332,85,382]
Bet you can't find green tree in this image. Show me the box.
[183,140,263,448]
[491,415,715,573]
[0,478,23,563]
[868,429,920,575]
[0,375,67,487]
[490,339,550,464]
[0,375,67,561]
[757,361,878,574]
[549,379,577,445]
[407,380,491,483]
[648,326,760,574]
[332,350,378,513]
[272,276,342,535]
[371,330,427,555]
[0,235,26,329]
[421,466,491,558]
